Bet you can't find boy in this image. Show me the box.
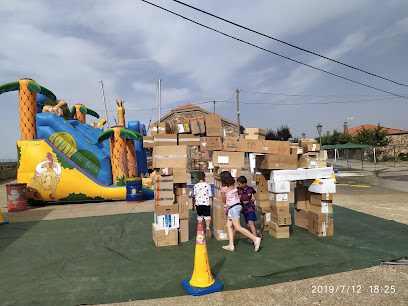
[237,176,261,238]
[192,171,213,239]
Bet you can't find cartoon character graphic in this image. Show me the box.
[42,100,67,117]
[30,152,62,200]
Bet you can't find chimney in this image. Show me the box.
[326,130,330,136]
[344,122,348,134]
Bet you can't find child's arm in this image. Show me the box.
[192,195,196,211]
[221,187,227,204]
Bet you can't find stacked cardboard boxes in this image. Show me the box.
[255,172,271,231]
[245,128,266,140]
[267,179,291,238]
[211,151,245,240]
[152,145,191,246]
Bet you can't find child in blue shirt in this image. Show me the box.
[237,176,261,238]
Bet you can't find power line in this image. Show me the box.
[240,90,408,98]
[171,0,408,88]
[140,0,408,100]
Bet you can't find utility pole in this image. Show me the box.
[236,89,240,137]
[158,79,161,123]
[213,100,216,113]
[99,81,109,129]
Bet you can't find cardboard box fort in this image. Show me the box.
[294,208,308,229]
[255,153,297,170]
[244,128,266,140]
[267,221,290,239]
[237,139,291,155]
[154,175,174,206]
[308,212,334,237]
[200,137,222,151]
[223,138,239,152]
[152,223,179,247]
[190,117,206,135]
[178,134,200,146]
[177,195,190,220]
[154,135,177,146]
[179,219,189,243]
[213,151,245,168]
[205,114,222,137]
[143,136,155,148]
[153,145,187,169]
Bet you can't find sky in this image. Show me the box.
[0,0,407,159]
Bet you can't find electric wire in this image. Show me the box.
[140,0,408,100]
[171,0,408,88]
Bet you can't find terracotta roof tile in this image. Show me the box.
[347,124,408,136]
[171,104,199,111]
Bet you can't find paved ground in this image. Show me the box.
[1,165,407,305]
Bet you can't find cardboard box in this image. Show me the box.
[302,143,320,152]
[268,180,290,193]
[213,166,241,179]
[154,213,180,229]
[214,178,222,198]
[200,137,222,151]
[152,223,179,247]
[309,197,333,214]
[213,151,245,168]
[190,117,206,135]
[155,168,173,176]
[257,200,272,213]
[237,139,291,155]
[153,146,187,169]
[270,204,290,215]
[154,135,178,146]
[205,114,222,137]
[261,213,272,230]
[291,145,303,155]
[308,212,334,237]
[178,134,200,146]
[298,152,327,169]
[257,181,269,193]
[176,123,191,134]
[310,192,334,201]
[143,136,155,148]
[154,204,178,216]
[269,193,289,206]
[308,178,336,194]
[173,168,188,184]
[177,195,190,220]
[294,186,310,210]
[179,219,189,243]
[267,221,290,239]
[294,208,309,229]
[155,175,174,206]
[269,167,334,182]
[175,185,189,196]
[255,154,298,170]
[270,212,292,226]
[245,128,266,140]
[158,122,171,135]
[150,124,158,136]
[223,138,239,151]
[255,171,270,182]
[212,198,230,241]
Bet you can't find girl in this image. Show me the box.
[220,171,261,252]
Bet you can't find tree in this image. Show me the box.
[265,125,292,141]
[353,124,390,146]
[318,130,352,145]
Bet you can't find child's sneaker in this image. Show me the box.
[206,227,211,239]
[222,245,235,251]
[254,237,261,252]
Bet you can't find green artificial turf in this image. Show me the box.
[0,204,407,305]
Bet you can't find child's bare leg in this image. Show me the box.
[205,218,211,229]
[247,221,257,237]
[231,218,257,242]
[226,219,234,246]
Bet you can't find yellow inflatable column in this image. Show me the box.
[111,127,128,185]
[18,78,38,140]
[182,220,223,295]
[0,209,8,225]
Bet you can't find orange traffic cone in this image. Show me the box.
[181,221,223,295]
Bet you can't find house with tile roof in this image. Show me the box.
[152,103,242,137]
[347,124,408,136]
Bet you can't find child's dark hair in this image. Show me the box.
[237,176,247,184]
[197,171,205,181]
[220,171,235,187]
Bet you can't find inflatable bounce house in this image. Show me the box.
[0,78,153,204]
